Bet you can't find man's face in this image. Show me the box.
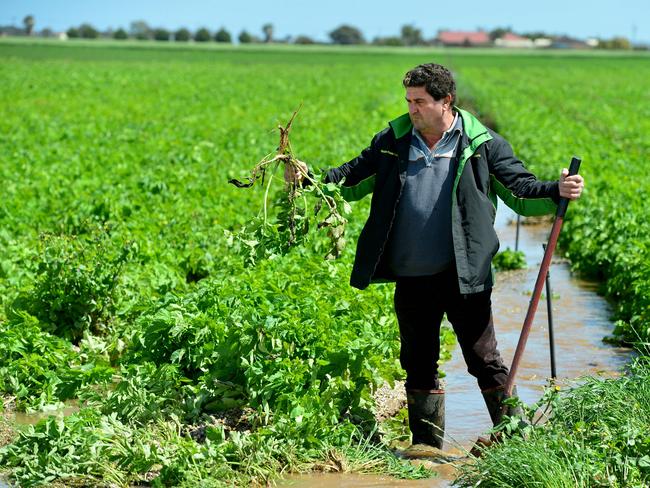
[405,86,450,132]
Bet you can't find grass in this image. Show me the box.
[457,357,650,487]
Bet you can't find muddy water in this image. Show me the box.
[283,205,632,488]
[11,401,79,426]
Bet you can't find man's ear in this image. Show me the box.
[444,94,453,110]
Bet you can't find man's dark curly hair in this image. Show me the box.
[402,63,456,106]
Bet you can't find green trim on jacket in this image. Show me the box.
[338,174,376,201]
[489,176,557,216]
[388,113,412,138]
[452,109,493,199]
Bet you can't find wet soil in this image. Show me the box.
[283,204,632,488]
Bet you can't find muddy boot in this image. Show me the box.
[403,389,445,457]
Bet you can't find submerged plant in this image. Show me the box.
[492,248,526,271]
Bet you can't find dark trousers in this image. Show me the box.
[394,268,509,391]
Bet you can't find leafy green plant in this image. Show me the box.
[0,408,189,487]
[10,230,132,343]
[79,362,188,425]
[0,312,113,410]
[492,248,526,271]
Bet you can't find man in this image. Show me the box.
[286,63,584,452]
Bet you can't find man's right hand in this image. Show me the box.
[284,159,309,185]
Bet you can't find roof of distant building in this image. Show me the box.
[437,30,490,45]
[499,32,528,41]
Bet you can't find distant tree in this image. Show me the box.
[400,24,424,46]
[373,36,404,46]
[153,28,170,41]
[599,36,632,50]
[489,26,512,41]
[238,30,253,44]
[114,28,128,40]
[521,31,548,40]
[194,27,211,42]
[214,27,232,43]
[294,35,315,45]
[79,23,99,39]
[611,37,632,49]
[66,27,80,38]
[130,20,151,40]
[23,15,35,36]
[329,24,365,45]
[40,27,54,38]
[174,28,190,41]
[262,23,274,43]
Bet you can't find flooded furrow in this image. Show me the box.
[284,204,632,488]
[443,205,631,452]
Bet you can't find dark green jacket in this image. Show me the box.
[325,109,560,294]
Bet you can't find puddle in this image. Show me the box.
[281,472,455,488]
[11,401,79,426]
[285,204,632,487]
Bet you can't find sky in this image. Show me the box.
[1,0,648,44]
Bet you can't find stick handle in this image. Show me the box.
[556,157,582,218]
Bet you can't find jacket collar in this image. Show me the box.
[388,113,412,139]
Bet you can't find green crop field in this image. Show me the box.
[0,40,649,486]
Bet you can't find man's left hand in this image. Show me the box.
[559,168,584,200]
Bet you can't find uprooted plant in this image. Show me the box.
[227,108,350,263]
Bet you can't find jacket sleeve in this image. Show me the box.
[487,135,560,217]
[321,132,382,202]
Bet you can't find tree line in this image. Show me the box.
[3,15,642,50]
[50,20,391,45]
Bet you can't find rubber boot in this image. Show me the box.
[405,389,445,454]
[472,386,525,456]
[481,385,524,426]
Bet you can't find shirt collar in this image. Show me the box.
[411,111,462,148]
